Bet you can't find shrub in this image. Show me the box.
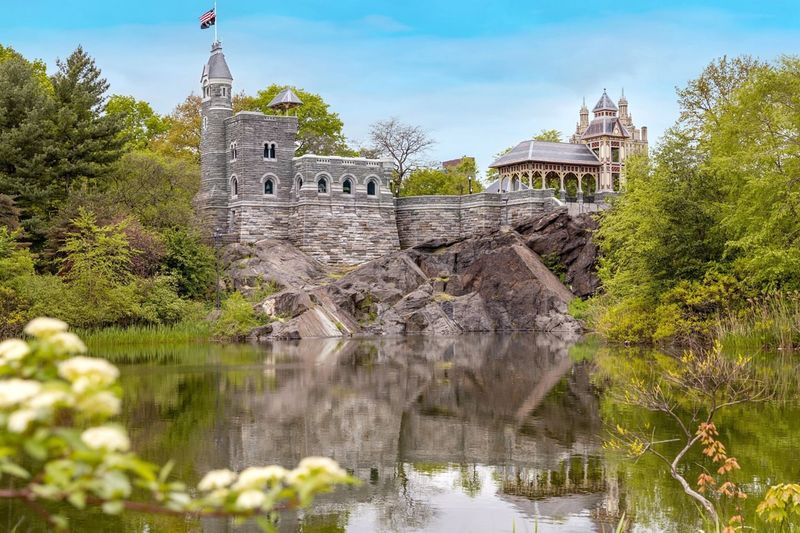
[161,228,216,299]
[213,292,261,340]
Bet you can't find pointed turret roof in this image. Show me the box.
[593,89,617,112]
[580,97,588,114]
[202,41,232,82]
[618,88,628,105]
[268,88,303,111]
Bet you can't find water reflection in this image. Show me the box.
[110,335,621,532]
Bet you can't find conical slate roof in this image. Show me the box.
[593,90,617,112]
[268,88,303,110]
[202,42,232,81]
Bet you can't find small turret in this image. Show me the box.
[618,88,629,118]
[201,41,233,109]
[579,97,589,130]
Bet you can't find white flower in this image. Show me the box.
[58,357,119,391]
[198,469,237,491]
[7,409,37,433]
[24,318,68,338]
[0,339,30,362]
[78,391,120,417]
[298,457,347,477]
[233,466,288,490]
[81,426,130,452]
[235,489,266,510]
[47,332,87,355]
[27,389,71,410]
[0,379,42,408]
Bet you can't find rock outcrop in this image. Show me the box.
[514,211,600,297]
[221,209,599,340]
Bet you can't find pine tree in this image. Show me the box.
[49,46,124,194]
[0,56,59,234]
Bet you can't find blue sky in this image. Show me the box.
[4,1,799,176]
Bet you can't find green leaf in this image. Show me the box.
[0,461,30,479]
[23,439,47,461]
[158,460,175,483]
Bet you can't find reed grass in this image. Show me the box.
[78,320,212,348]
[715,292,800,354]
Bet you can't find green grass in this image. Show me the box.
[78,320,212,348]
[716,293,800,354]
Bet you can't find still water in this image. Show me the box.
[14,335,800,532]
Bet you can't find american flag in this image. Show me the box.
[200,8,216,29]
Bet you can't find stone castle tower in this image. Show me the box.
[196,42,402,264]
[569,89,648,191]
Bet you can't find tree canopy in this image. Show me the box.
[236,85,353,156]
[593,55,800,343]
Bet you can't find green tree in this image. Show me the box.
[161,228,216,299]
[106,95,169,150]
[534,129,562,142]
[709,57,800,290]
[0,56,59,235]
[49,46,124,195]
[402,159,483,196]
[236,86,353,156]
[0,44,50,90]
[592,55,766,343]
[151,94,202,162]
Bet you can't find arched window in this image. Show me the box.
[317,177,328,194]
[342,179,352,194]
[230,142,238,161]
[264,143,277,160]
[231,177,239,197]
[264,179,274,195]
[367,181,377,196]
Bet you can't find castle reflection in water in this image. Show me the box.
[119,334,622,532]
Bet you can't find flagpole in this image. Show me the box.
[214,1,218,43]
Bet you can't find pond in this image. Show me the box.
[4,335,799,531]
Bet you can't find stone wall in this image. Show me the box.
[395,190,557,248]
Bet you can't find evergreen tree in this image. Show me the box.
[0,56,58,234]
[49,46,124,194]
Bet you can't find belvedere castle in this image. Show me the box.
[196,42,648,265]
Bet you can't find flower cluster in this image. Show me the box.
[0,318,356,529]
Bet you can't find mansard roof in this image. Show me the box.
[581,117,630,140]
[202,42,232,81]
[593,91,617,112]
[489,140,601,168]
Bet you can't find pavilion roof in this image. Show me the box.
[489,140,601,168]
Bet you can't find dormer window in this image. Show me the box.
[230,142,238,161]
[263,143,276,160]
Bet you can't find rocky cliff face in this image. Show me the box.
[221,209,599,340]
